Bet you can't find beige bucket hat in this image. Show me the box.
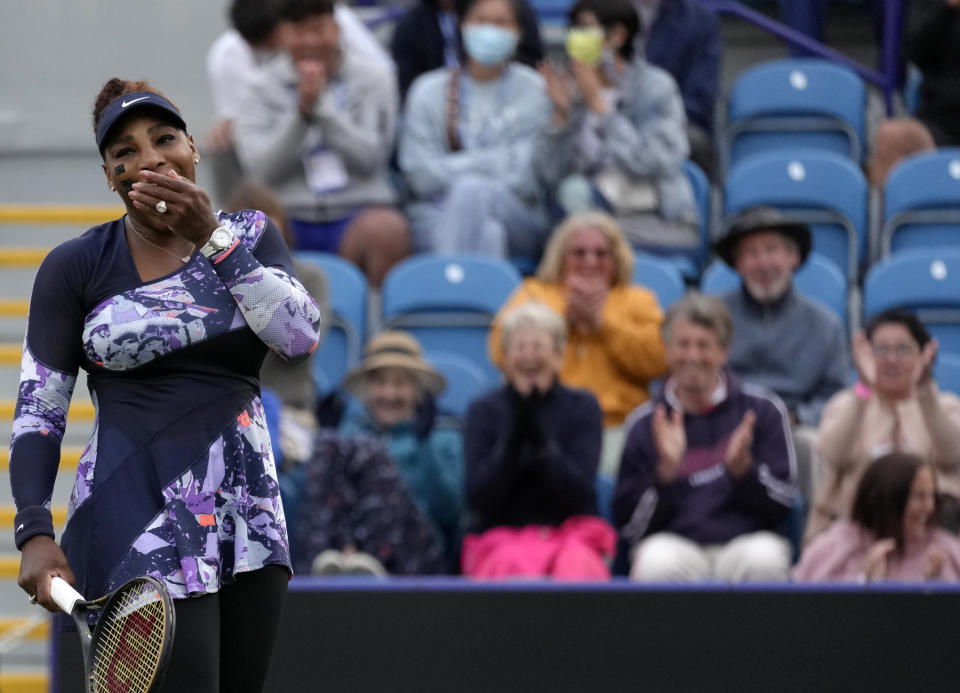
[343,331,446,396]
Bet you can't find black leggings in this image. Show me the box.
[157,565,289,693]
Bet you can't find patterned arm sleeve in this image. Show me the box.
[210,213,322,362]
[10,243,85,549]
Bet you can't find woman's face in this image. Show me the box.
[561,226,616,286]
[871,323,922,398]
[364,366,420,428]
[502,324,563,396]
[903,465,936,543]
[101,115,196,201]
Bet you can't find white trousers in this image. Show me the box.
[630,531,792,582]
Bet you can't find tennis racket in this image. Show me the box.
[49,575,176,693]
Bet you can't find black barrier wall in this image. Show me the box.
[55,578,960,692]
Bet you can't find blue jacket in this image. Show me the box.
[340,409,464,558]
[645,0,722,135]
[613,372,796,546]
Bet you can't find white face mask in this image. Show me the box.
[462,24,519,66]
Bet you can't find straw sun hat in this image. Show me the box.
[343,331,446,396]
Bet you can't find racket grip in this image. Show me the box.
[50,576,84,614]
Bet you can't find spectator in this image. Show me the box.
[777,1,887,58]
[807,309,960,542]
[488,211,667,476]
[206,0,393,205]
[795,452,960,581]
[613,292,796,582]
[906,0,960,147]
[636,0,722,179]
[537,0,698,254]
[340,331,464,571]
[867,118,936,188]
[232,0,410,288]
[463,302,614,579]
[398,0,551,258]
[291,429,447,576]
[391,0,544,103]
[205,0,283,206]
[714,206,849,507]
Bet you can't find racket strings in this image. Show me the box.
[90,583,167,693]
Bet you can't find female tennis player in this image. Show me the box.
[10,77,322,691]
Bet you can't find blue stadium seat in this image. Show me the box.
[427,351,493,419]
[661,159,711,280]
[934,352,960,398]
[295,251,367,394]
[381,254,522,382]
[699,255,848,327]
[724,149,868,282]
[632,254,686,310]
[880,148,960,258]
[863,248,960,355]
[723,58,866,173]
[528,0,572,24]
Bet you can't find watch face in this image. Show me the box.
[212,228,233,247]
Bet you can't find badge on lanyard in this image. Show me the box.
[303,145,349,195]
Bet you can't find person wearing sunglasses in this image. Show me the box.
[489,211,667,477]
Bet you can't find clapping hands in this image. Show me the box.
[565,275,608,331]
[652,404,685,483]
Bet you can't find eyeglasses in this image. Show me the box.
[871,343,919,359]
[568,247,610,259]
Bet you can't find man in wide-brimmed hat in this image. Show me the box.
[714,206,849,506]
[339,331,464,571]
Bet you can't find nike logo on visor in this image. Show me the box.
[121,96,150,108]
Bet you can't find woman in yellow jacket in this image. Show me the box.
[489,211,668,476]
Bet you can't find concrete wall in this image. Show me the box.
[0,0,232,202]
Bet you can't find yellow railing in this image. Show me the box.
[0,672,48,693]
[0,300,28,318]
[0,205,123,225]
[0,248,49,268]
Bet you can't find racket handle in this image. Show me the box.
[50,576,84,614]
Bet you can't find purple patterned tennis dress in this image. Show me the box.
[9,210,321,600]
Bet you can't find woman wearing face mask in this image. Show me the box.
[398,0,552,259]
[537,0,698,255]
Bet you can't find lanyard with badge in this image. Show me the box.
[298,79,350,195]
[455,65,513,150]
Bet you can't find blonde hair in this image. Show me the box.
[535,211,635,287]
[500,301,567,354]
